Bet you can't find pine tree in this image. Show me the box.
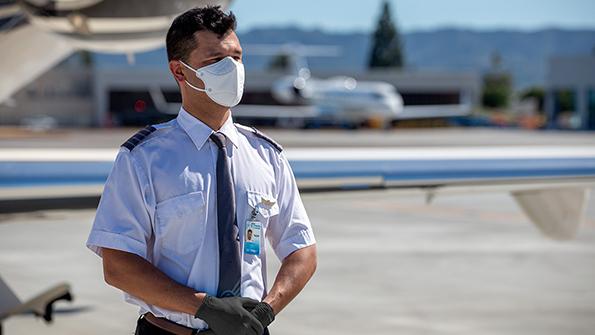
[481,51,512,108]
[368,1,404,69]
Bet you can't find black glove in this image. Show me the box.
[251,302,275,329]
[195,295,263,335]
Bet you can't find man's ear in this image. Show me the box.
[169,61,186,83]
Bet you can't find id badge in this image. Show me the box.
[244,220,261,255]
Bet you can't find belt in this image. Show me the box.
[143,313,214,335]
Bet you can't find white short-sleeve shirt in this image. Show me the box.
[86,107,316,330]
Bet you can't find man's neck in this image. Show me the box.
[182,101,230,131]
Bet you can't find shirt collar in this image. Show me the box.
[176,107,239,150]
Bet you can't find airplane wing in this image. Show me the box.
[0,0,235,104]
[0,24,75,104]
[0,146,594,240]
[0,275,73,331]
[286,147,595,240]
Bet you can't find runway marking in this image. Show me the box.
[1,146,595,162]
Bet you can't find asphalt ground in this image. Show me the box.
[1,188,595,335]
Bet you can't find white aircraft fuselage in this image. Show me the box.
[17,0,233,53]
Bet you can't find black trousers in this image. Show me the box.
[135,316,178,335]
[135,316,270,335]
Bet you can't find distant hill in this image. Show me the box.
[238,27,595,89]
[92,27,595,90]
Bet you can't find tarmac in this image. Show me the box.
[1,127,595,334]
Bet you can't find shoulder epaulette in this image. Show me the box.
[121,125,157,151]
[235,124,283,152]
[253,127,283,152]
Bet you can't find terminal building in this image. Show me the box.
[0,57,480,127]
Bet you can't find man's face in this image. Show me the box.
[247,230,253,241]
[172,29,243,95]
[190,29,242,68]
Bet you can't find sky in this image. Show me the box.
[229,0,595,33]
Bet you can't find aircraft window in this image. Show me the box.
[324,91,383,99]
[108,90,173,126]
[109,90,155,111]
[588,89,595,130]
[401,92,460,105]
[163,90,182,103]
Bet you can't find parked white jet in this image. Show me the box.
[232,43,404,127]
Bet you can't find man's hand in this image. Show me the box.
[251,301,275,329]
[195,295,263,335]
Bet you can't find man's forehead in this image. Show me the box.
[194,30,241,53]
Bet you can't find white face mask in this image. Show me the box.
[180,56,245,108]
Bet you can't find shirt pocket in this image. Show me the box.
[155,191,207,255]
[247,190,279,224]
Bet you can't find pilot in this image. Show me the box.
[86,6,317,335]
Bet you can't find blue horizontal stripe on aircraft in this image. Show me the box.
[0,162,113,187]
[289,158,595,180]
[0,158,595,187]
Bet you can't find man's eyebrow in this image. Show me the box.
[206,51,224,57]
[206,49,242,58]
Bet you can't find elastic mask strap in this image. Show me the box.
[179,60,196,72]
[179,60,207,92]
[185,80,206,92]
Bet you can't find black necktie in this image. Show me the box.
[210,132,242,297]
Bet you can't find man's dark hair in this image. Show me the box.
[166,6,237,62]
